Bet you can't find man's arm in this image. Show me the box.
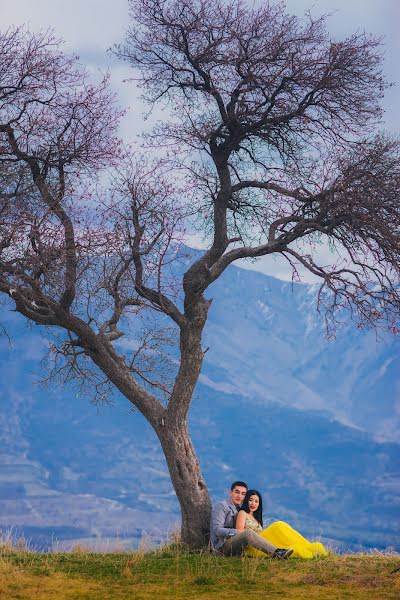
[211,502,237,539]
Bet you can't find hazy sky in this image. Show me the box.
[2,0,399,281]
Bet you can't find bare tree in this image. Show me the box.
[2,0,400,548]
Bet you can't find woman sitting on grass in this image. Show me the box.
[236,489,327,559]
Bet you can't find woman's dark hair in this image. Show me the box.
[241,489,263,527]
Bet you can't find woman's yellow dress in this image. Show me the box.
[244,518,327,559]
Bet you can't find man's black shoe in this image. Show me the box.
[273,548,293,560]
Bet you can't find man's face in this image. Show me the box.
[229,485,247,507]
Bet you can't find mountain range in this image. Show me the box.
[0,252,399,552]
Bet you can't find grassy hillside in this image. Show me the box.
[1,543,399,599]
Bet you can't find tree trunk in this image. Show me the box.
[83,310,212,548]
[158,420,212,548]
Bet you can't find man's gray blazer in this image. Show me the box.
[210,499,238,551]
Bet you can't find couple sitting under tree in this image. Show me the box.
[211,481,327,559]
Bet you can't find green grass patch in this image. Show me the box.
[0,546,399,599]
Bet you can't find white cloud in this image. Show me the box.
[1,1,128,51]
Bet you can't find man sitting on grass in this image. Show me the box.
[210,480,293,559]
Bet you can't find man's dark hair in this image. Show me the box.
[241,489,263,527]
[230,481,248,491]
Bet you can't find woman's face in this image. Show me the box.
[248,494,260,512]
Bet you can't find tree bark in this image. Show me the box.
[158,420,212,548]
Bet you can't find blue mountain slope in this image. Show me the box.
[202,264,400,440]
[0,260,399,551]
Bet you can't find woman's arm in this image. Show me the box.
[235,510,247,531]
